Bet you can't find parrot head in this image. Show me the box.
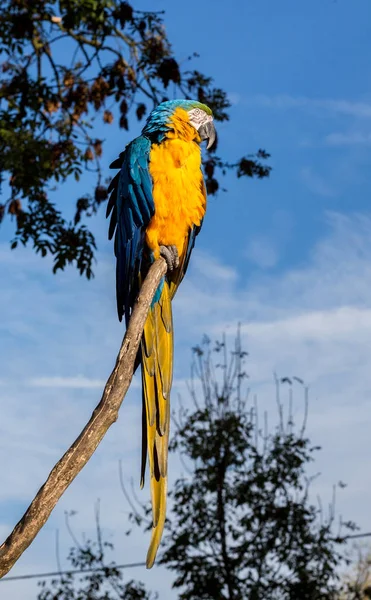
[142,99,216,149]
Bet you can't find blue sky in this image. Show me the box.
[1,0,371,597]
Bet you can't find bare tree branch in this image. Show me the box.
[0,258,167,578]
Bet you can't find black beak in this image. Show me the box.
[198,120,216,150]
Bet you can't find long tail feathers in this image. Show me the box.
[140,281,173,568]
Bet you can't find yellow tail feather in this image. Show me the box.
[146,476,167,569]
[141,281,173,568]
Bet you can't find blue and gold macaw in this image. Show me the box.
[107,99,216,568]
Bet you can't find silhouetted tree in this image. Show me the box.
[37,509,154,600]
[339,545,371,600]
[158,334,355,600]
[0,0,271,277]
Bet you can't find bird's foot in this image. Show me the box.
[159,245,179,271]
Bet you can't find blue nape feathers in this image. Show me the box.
[142,99,213,142]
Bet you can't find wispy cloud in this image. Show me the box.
[192,251,238,282]
[28,375,107,389]
[227,92,241,106]
[248,94,371,118]
[27,375,141,389]
[324,131,371,146]
[241,306,371,341]
[300,166,337,197]
[245,236,279,269]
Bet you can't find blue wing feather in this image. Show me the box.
[108,134,205,323]
[107,136,154,323]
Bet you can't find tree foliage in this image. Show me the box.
[37,510,154,600]
[339,545,371,600]
[0,0,271,277]
[37,542,152,600]
[159,334,354,600]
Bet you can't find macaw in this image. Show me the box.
[106,99,216,568]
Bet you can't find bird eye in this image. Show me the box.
[194,108,200,115]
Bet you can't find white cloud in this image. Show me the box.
[300,166,337,197]
[245,235,279,268]
[191,250,238,282]
[227,92,241,106]
[26,375,141,389]
[28,375,107,389]
[249,94,371,118]
[325,131,371,146]
[242,306,371,342]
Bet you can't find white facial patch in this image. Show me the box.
[188,108,213,131]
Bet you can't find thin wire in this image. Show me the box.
[3,532,371,583]
[0,562,147,582]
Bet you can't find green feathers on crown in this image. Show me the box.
[187,101,213,115]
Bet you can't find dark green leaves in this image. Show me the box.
[157,58,181,88]
[0,1,271,277]
[37,534,154,600]
[237,150,272,179]
[161,334,351,600]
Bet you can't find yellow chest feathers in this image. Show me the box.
[146,111,206,258]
